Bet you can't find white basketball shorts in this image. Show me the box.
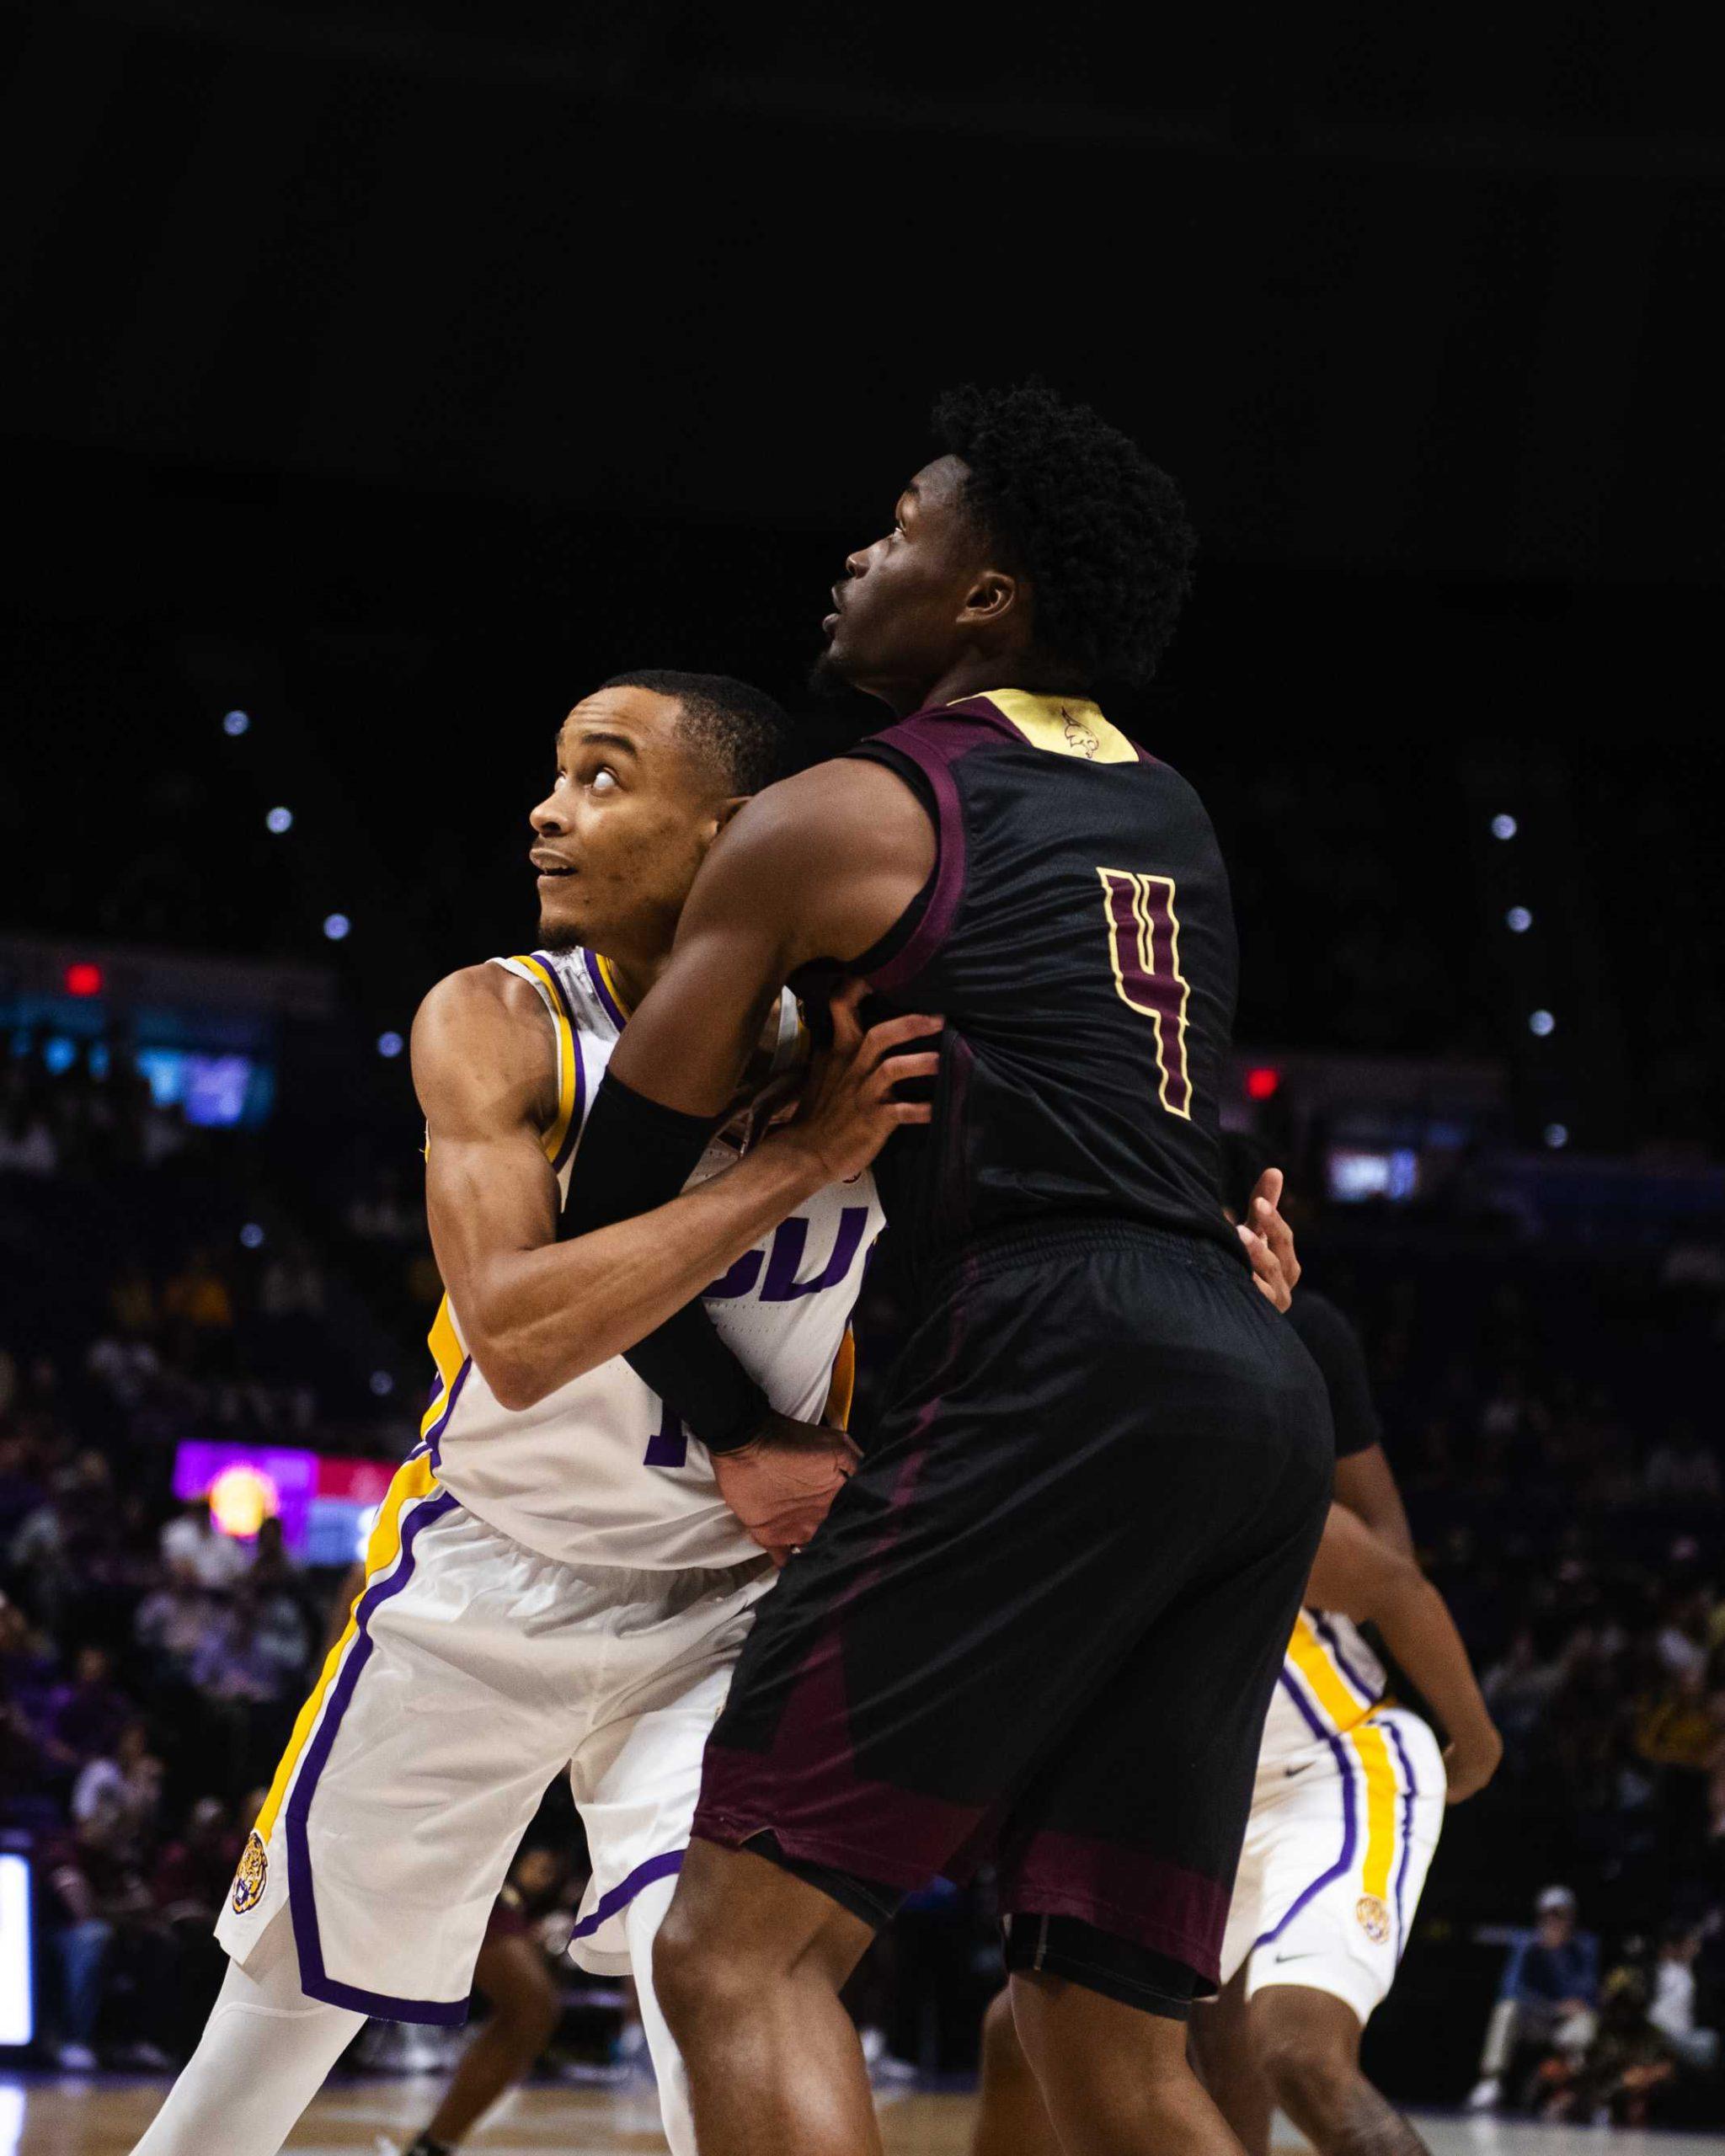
[1219,1705,1445,2025]
[215,1449,770,2023]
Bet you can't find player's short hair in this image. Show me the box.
[601,670,788,796]
[932,379,1198,687]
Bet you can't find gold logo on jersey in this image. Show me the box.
[1355,1893,1391,1945]
[1059,702,1102,759]
[231,1830,269,1915]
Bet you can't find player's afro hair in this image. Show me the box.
[932,379,1198,688]
[601,670,788,796]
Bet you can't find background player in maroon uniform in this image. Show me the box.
[563,382,1334,2155]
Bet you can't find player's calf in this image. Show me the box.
[1250,1986,1431,2156]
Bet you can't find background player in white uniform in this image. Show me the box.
[131,671,942,2156]
[972,1503,1502,2156]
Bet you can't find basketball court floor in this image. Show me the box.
[2,2077,1719,2155]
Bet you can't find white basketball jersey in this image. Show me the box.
[1258,1607,1389,1775]
[423,947,883,1572]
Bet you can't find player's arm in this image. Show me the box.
[1332,1444,1415,1559]
[413,960,932,1415]
[1304,1502,1503,1801]
[562,760,935,1453]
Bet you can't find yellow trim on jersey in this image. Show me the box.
[824,1328,857,1431]
[252,1451,441,1843]
[419,1298,465,1441]
[506,953,579,1162]
[595,951,634,1021]
[1350,1717,1401,1901]
[1285,1613,1375,1737]
[980,689,1138,764]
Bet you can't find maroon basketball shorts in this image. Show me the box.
[692,1220,1333,2009]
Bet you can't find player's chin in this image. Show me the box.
[535,899,586,953]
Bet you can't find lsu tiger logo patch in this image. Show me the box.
[231,1830,269,1915]
[1355,1893,1391,1945]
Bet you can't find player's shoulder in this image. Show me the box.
[411,961,562,1117]
[729,756,927,852]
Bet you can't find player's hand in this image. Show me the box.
[780,978,943,1185]
[1443,1717,1503,1804]
[1239,1166,1300,1311]
[713,1410,862,1566]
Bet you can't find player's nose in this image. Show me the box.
[843,543,872,581]
[529,791,565,834]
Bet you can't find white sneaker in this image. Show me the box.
[1468,2077,1503,2112]
[56,2042,98,2071]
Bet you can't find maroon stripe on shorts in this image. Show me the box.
[996,1827,1232,1983]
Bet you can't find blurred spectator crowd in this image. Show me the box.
[3,1020,1724,2110]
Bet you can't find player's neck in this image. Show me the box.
[596,947,663,1019]
[895,652,1089,718]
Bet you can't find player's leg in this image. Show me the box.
[654,1837,884,2156]
[970,1988,1061,2156]
[1248,1984,1429,2156]
[564,1556,774,2156]
[1190,1972,1276,2156]
[403,1933,561,2156]
[1010,1964,1243,2156]
[130,1913,363,2156]
[1240,1708,1447,2156]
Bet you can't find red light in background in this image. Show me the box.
[1246,1065,1281,1102]
[64,962,104,998]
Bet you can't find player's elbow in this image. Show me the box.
[475,1350,549,1414]
[466,1306,601,1412]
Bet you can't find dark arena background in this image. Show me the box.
[1,8,1721,2152]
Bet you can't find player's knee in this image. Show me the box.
[980,1988,1032,2086]
[652,1897,732,2037]
[1256,2016,1359,2121]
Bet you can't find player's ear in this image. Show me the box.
[959,568,1019,628]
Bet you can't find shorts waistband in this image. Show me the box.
[932,1215,1245,1292]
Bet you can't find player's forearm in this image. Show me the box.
[463,1130,829,1409]
[1373,1571,1498,1752]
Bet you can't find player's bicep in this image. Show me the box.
[607,806,796,1113]
[412,968,562,1325]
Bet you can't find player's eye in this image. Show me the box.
[590,767,619,795]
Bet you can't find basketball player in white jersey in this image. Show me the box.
[131,670,942,2156]
[972,1502,1503,2156]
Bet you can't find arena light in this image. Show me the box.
[266,806,294,835]
[223,709,250,737]
[239,1222,265,1249]
[1491,813,1518,840]
[208,1462,280,1540]
[1506,906,1532,933]
[1544,1123,1569,1149]
[377,1031,404,1059]
[63,960,104,997]
[323,913,351,942]
[1529,1009,1555,1037]
[1245,1065,1281,1102]
[370,1370,395,1397]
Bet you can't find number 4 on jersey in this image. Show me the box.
[1097,867,1193,1119]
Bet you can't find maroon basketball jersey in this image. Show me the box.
[847,688,1241,1265]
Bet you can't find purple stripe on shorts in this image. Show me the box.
[1383,1717,1419,1960]
[1253,1670,1358,1953]
[1311,1614,1381,1707]
[579,947,627,1030]
[285,1484,467,2025]
[422,1357,472,1470]
[568,1849,686,1943]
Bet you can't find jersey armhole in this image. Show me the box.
[488,955,585,1168]
[845,743,962,991]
